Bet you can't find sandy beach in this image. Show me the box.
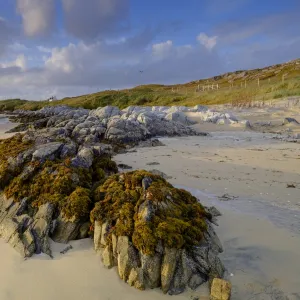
[0,116,18,139]
[0,108,300,300]
[114,109,300,299]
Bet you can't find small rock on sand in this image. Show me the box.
[210,278,232,300]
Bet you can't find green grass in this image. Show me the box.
[1,59,300,111]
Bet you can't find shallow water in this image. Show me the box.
[177,185,300,300]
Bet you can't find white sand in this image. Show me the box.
[0,238,208,300]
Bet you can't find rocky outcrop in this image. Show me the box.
[0,195,54,258]
[91,171,225,295]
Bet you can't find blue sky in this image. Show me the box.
[0,0,299,100]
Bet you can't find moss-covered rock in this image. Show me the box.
[0,134,33,188]
[91,170,224,295]
[91,170,211,255]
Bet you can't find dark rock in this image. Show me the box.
[117,163,132,170]
[60,244,73,254]
[142,177,153,191]
[283,117,299,125]
[77,222,90,239]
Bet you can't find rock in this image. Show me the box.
[31,203,55,256]
[207,207,222,217]
[127,268,145,290]
[60,245,73,254]
[216,119,231,125]
[71,147,94,168]
[138,200,154,222]
[102,245,114,268]
[208,250,225,283]
[189,274,205,290]
[60,143,77,159]
[32,142,63,162]
[105,118,149,143]
[117,236,140,281]
[77,222,90,239]
[169,250,187,295]
[117,163,132,170]
[146,162,160,166]
[141,253,161,288]
[51,215,81,243]
[165,112,196,126]
[100,222,110,246]
[210,278,231,300]
[138,139,165,148]
[90,106,120,120]
[94,221,102,252]
[204,222,224,254]
[142,177,153,191]
[283,117,299,125]
[161,248,180,294]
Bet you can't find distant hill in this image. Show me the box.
[1,58,300,112]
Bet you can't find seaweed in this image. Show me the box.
[91,170,210,255]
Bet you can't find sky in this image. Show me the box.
[0,0,299,100]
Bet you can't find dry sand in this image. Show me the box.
[1,108,300,299]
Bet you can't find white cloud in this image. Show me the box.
[152,40,173,57]
[17,0,55,37]
[0,33,224,99]
[197,32,218,50]
[0,54,27,70]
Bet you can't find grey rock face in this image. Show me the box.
[0,196,55,258]
[32,142,63,162]
[90,106,121,120]
[105,118,150,143]
[51,215,81,243]
[60,143,77,159]
[71,147,94,168]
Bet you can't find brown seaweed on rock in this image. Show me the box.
[91,170,211,255]
[91,170,224,294]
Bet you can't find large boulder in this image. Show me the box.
[91,171,225,295]
[90,106,121,120]
[105,118,150,143]
[32,142,63,162]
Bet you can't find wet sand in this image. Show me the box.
[0,116,17,139]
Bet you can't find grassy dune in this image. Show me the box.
[1,59,300,111]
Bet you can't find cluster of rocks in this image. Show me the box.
[0,196,90,258]
[9,105,209,145]
[0,104,231,296]
[94,218,225,295]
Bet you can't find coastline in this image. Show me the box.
[0,105,299,300]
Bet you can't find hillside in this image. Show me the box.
[1,58,300,112]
